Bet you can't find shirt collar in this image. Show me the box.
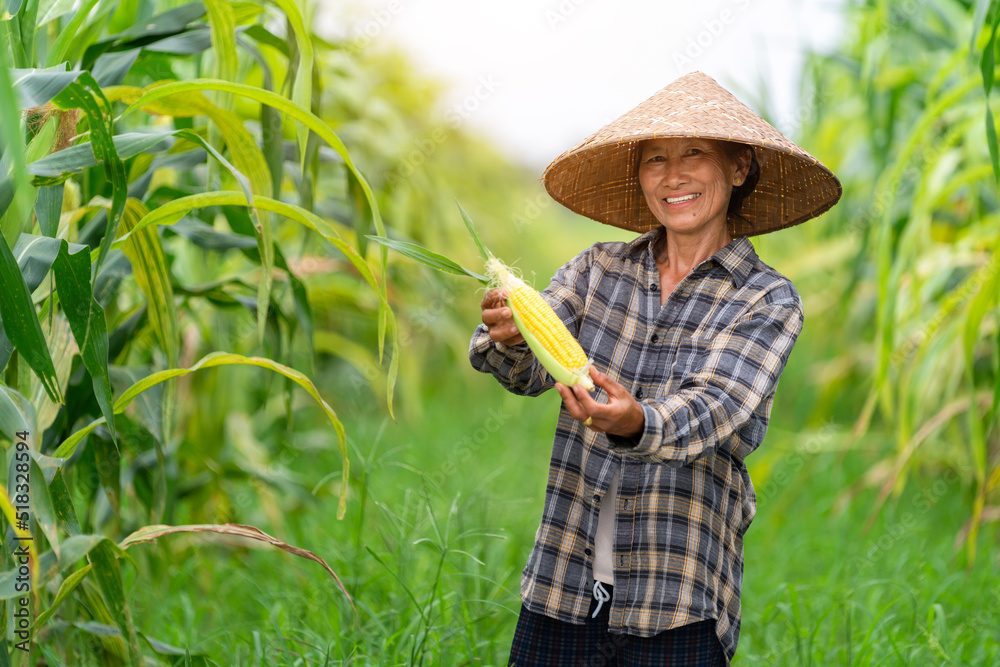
[631,226,758,290]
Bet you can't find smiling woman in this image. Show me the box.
[470,71,841,666]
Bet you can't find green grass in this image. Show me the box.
[117,370,998,666]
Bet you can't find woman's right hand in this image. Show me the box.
[480,289,525,346]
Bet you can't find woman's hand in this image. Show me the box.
[556,367,645,439]
[480,289,525,346]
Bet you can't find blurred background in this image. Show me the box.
[0,0,998,664]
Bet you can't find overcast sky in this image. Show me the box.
[318,0,847,172]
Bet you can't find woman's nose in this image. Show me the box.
[660,157,687,185]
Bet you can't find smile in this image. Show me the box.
[665,193,700,204]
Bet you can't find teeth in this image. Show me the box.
[666,193,700,204]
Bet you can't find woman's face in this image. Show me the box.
[638,138,749,238]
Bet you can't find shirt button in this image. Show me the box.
[585,548,592,556]
[635,388,643,400]
[649,282,658,291]
[650,334,659,344]
[593,494,600,502]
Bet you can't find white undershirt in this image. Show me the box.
[592,467,621,584]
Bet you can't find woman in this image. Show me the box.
[469,72,841,666]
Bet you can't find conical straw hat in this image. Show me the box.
[542,71,842,236]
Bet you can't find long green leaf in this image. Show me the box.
[119,198,175,515]
[53,237,115,441]
[43,0,100,67]
[0,384,36,440]
[34,564,92,626]
[270,0,313,161]
[0,229,61,402]
[28,456,59,552]
[114,79,386,293]
[54,351,351,517]
[88,540,139,662]
[10,66,81,108]
[109,85,275,344]
[50,76,127,282]
[33,184,62,237]
[28,132,174,181]
[457,200,493,263]
[119,523,352,611]
[0,50,33,248]
[366,235,488,283]
[95,192,383,304]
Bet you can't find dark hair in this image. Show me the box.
[724,143,760,218]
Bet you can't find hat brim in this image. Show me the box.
[541,73,843,236]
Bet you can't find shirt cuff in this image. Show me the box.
[606,402,668,454]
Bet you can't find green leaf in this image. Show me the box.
[0,384,36,441]
[92,48,139,88]
[53,238,115,442]
[986,106,1000,188]
[28,455,59,552]
[0,50,33,249]
[270,0,313,161]
[114,84,274,346]
[55,351,351,518]
[50,76,127,282]
[48,466,80,536]
[35,0,76,27]
[43,0,100,67]
[119,523,352,610]
[119,199,176,482]
[30,311,75,432]
[88,540,139,661]
[9,67,82,109]
[34,564,92,627]
[243,23,289,57]
[28,132,174,181]
[96,192,383,308]
[0,228,61,402]
[105,1,205,42]
[11,232,69,292]
[33,183,62,237]
[457,200,493,263]
[366,235,488,283]
[116,78,384,278]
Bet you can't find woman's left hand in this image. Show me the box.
[555,367,645,438]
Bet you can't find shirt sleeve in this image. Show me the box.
[606,290,804,466]
[468,246,593,397]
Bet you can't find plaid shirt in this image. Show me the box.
[468,227,804,664]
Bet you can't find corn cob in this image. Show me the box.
[486,257,595,391]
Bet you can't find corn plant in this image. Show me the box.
[0,0,408,662]
[793,0,1000,562]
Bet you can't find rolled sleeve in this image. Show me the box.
[608,296,804,465]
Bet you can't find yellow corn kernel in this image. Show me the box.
[508,285,590,372]
[486,257,594,390]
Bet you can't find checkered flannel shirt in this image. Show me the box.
[468,227,804,663]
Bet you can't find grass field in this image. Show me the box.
[117,369,998,666]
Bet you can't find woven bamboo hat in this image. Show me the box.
[542,71,841,236]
